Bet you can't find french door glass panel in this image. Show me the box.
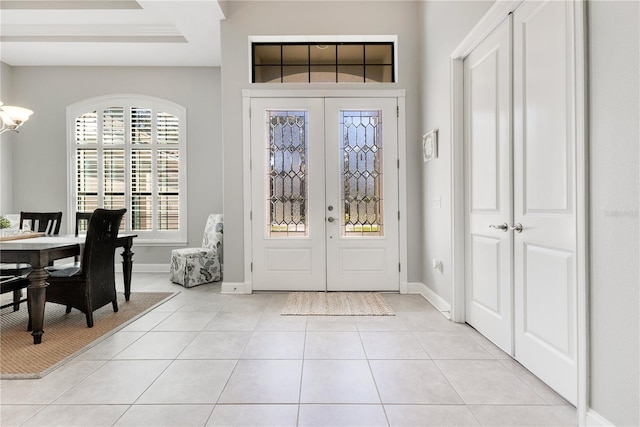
[267,110,308,236]
[340,110,384,237]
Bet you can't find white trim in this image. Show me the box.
[242,94,253,295]
[450,57,465,323]
[399,281,409,295]
[397,95,408,293]
[129,240,187,247]
[221,281,252,294]
[242,89,406,294]
[129,263,169,273]
[574,0,590,424]
[247,35,399,84]
[450,0,523,59]
[585,409,615,427]
[242,89,406,99]
[406,282,451,319]
[250,35,398,44]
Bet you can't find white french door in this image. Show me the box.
[250,98,326,291]
[251,97,399,292]
[464,0,578,405]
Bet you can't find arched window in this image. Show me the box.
[68,95,187,243]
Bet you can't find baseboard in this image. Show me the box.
[585,409,615,426]
[221,281,252,294]
[399,281,409,294]
[407,282,452,320]
[131,264,169,273]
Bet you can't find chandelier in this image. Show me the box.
[0,102,34,134]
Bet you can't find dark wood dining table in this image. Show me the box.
[0,233,137,344]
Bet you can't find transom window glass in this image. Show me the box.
[69,96,186,242]
[253,42,395,83]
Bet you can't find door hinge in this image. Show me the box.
[251,262,253,272]
[397,159,400,169]
[396,106,399,118]
[398,211,400,220]
[399,262,401,272]
[249,211,252,220]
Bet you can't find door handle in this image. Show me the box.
[327,217,336,223]
[489,223,508,232]
[510,223,523,233]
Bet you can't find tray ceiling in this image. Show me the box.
[0,0,225,66]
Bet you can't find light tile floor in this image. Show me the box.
[1,273,576,427]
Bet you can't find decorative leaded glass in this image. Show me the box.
[340,110,383,236]
[267,110,308,236]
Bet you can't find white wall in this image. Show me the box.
[220,1,424,285]
[418,1,493,304]
[2,66,222,265]
[0,62,16,214]
[588,1,639,425]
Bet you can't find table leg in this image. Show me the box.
[121,243,134,301]
[26,266,49,344]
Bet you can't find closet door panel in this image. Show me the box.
[513,0,578,406]
[519,1,573,213]
[464,16,513,354]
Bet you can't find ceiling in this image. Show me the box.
[0,0,225,67]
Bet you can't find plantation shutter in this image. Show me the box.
[72,98,185,241]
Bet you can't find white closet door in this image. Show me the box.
[513,0,578,405]
[464,17,513,353]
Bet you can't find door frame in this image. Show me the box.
[240,89,407,294]
[448,0,588,423]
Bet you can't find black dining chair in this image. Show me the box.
[19,211,63,235]
[0,275,29,311]
[68,211,93,267]
[45,208,126,327]
[75,211,93,236]
[0,211,63,278]
[46,211,95,273]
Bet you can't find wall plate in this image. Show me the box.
[422,129,438,162]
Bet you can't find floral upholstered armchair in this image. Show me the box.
[169,214,223,287]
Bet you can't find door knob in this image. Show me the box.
[327,217,336,223]
[489,223,508,232]
[510,223,523,233]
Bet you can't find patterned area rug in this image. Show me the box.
[281,292,395,316]
[0,291,176,379]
